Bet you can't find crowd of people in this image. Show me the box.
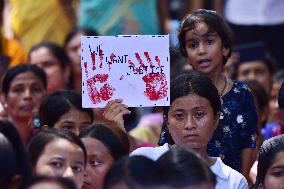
[1,1,284,189]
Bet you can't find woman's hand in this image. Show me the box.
[103,99,131,132]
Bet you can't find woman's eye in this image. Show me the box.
[174,113,184,120]
[50,162,62,168]
[72,165,83,173]
[272,171,284,177]
[195,112,204,118]
[90,160,102,167]
[12,86,24,93]
[62,125,74,131]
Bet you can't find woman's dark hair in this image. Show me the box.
[0,120,33,189]
[64,27,98,47]
[29,41,70,70]
[26,176,77,189]
[157,147,216,188]
[39,89,94,128]
[164,70,221,117]
[0,133,18,189]
[79,124,130,161]
[178,9,233,64]
[27,128,87,167]
[104,156,166,189]
[1,64,47,96]
[255,134,284,188]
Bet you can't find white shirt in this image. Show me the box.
[224,0,284,25]
[131,144,248,189]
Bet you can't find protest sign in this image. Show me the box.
[81,35,170,108]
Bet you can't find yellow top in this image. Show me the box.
[10,0,74,52]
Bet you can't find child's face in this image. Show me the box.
[184,22,229,75]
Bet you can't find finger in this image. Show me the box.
[104,99,122,114]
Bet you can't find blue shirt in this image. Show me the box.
[207,81,257,171]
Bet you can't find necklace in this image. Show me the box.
[219,75,228,97]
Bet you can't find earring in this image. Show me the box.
[4,104,7,108]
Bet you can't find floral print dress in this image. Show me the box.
[207,81,257,172]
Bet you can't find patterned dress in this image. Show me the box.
[207,81,257,171]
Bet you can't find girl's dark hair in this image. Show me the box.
[157,147,216,188]
[178,9,233,64]
[79,124,130,161]
[39,89,94,128]
[255,134,284,188]
[0,120,33,189]
[0,133,18,188]
[26,176,77,189]
[64,27,98,47]
[104,156,165,189]
[164,70,221,117]
[27,128,87,167]
[1,64,47,96]
[29,41,70,70]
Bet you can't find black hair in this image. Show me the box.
[79,124,130,161]
[1,64,47,96]
[164,70,221,118]
[39,89,94,128]
[64,27,98,47]
[178,9,233,64]
[104,156,166,189]
[0,133,18,189]
[245,80,268,113]
[255,134,284,188]
[278,81,284,109]
[29,41,70,70]
[25,176,77,189]
[157,147,216,188]
[0,120,33,189]
[27,128,87,167]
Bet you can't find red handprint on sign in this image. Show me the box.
[128,52,168,101]
[83,46,115,104]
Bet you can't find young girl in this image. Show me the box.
[131,71,248,189]
[159,9,258,179]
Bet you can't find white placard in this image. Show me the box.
[81,35,170,108]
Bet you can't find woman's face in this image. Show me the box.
[167,93,219,151]
[53,108,92,135]
[82,137,114,189]
[66,32,82,75]
[35,138,85,189]
[259,151,284,189]
[29,47,69,93]
[4,71,46,122]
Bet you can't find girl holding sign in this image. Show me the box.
[158,9,258,182]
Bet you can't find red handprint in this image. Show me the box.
[84,47,115,104]
[128,52,168,101]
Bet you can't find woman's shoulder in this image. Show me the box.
[130,143,169,161]
[211,157,249,189]
[224,80,253,99]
